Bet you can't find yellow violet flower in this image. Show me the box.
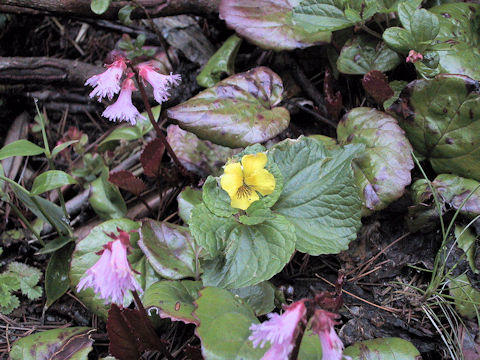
[220,152,276,210]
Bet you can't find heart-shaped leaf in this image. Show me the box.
[337,36,401,75]
[9,327,94,360]
[70,219,161,318]
[142,280,202,324]
[193,287,265,359]
[389,74,480,181]
[338,108,414,212]
[343,337,421,359]
[270,137,363,255]
[190,204,296,289]
[220,0,331,51]
[167,67,290,148]
[138,220,199,280]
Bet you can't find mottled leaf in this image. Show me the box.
[343,337,421,359]
[138,220,198,279]
[389,75,480,180]
[362,70,394,104]
[337,36,401,75]
[338,108,413,212]
[270,137,363,255]
[108,170,146,196]
[140,138,165,178]
[167,67,290,148]
[166,125,238,177]
[220,0,331,51]
[142,280,202,324]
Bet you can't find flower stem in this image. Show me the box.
[132,70,187,176]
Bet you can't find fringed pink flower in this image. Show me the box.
[102,76,146,125]
[85,58,127,101]
[138,62,181,104]
[311,309,344,360]
[76,228,142,305]
[406,50,423,64]
[249,300,306,360]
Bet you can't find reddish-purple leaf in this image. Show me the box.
[324,68,342,120]
[361,70,394,104]
[141,138,165,177]
[108,170,147,196]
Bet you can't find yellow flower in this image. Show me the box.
[220,152,276,210]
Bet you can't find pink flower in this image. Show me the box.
[85,58,127,101]
[406,50,423,64]
[102,77,146,125]
[311,309,344,360]
[249,301,306,360]
[138,62,181,104]
[76,228,142,305]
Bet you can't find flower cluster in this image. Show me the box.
[406,50,423,64]
[76,228,142,305]
[85,55,181,125]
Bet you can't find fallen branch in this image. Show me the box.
[0,0,220,19]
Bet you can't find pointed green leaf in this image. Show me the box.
[89,168,126,219]
[45,242,75,308]
[31,170,77,195]
[0,139,44,160]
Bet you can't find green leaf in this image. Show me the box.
[142,280,202,324]
[9,327,93,360]
[436,42,480,81]
[70,219,161,318]
[45,242,75,308]
[338,108,413,212]
[193,287,265,359]
[31,170,77,195]
[89,168,127,219]
[270,137,363,255]
[382,27,414,54]
[36,236,73,255]
[202,176,238,217]
[220,0,331,51]
[177,187,203,224]
[51,140,78,158]
[197,34,242,88]
[343,337,421,359]
[229,281,275,316]
[449,274,480,319]
[167,67,290,148]
[431,3,480,46]
[397,0,422,32]
[383,80,408,109]
[389,75,480,181]
[118,4,135,25]
[336,36,401,75]
[7,262,42,300]
[455,224,479,274]
[410,9,439,46]
[138,220,199,279]
[298,328,323,360]
[167,124,238,177]
[90,0,111,15]
[0,273,20,314]
[292,0,357,32]
[191,205,296,289]
[0,139,44,160]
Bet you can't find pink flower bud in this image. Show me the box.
[137,62,181,104]
[311,309,344,360]
[76,228,142,305]
[406,50,423,64]
[85,58,127,101]
[102,77,146,125]
[249,300,306,359]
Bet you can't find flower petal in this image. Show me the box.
[245,168,275,196]
[220,162,244,197]
[242,153,268,178]
[231,189,259,210]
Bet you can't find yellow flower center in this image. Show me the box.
[220,152,276,210]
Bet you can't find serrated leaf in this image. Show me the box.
[177,187,203,224]
[138,220,198,279]
[45,242,75,307]
[31,170,77,195]
[270,137,363,255]
[140,138,165,178]
[193,287,265,359]
[142,280,202,324]
[9,327,94,360]
[343,337,421,359]
[337,36,401,75]
[220,0,331,51]
[167,67,290,148]
[89,168,127,220]
[190,204,296,289]
[197,34,242,88]
[0,139,44,160]
[338,108,413,212]
[293,0,357,32]
[389,75,480,180]
[108,170,146,196]
[90,0,111,15]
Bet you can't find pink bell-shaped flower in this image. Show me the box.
[102,75,146,125]
[85,58,127,101]
[249,300,306,360]
[406,50,423,64]
[137,62,181,104]
[76,228,142,305]
[311,309,344,360]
